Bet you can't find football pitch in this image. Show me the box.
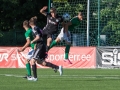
[0,68,120,90]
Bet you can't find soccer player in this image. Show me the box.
[28,16,63,81]
[48,12,83,64]
[18,20,34,78]
[40,6,63,55]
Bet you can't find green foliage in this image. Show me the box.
[0,0,47,31]
[1,0,120,46]
[55,1,84,17]
[90,0,120,46]
[100,0,120,46]
[0,0,47,46]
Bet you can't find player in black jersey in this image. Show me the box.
[40,6,64,53]
[28,16,63,81]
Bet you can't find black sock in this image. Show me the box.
[46,62,59,69]
[46,45,50,52]
[32,64,37,78]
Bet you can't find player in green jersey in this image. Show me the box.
[18,20,34,78]
[48,12,83,64]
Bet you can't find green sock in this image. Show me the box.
[65,45,70,59]
[26,63,31,76]
[49,40,57,49]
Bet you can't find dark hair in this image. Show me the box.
[50,7,56,13]
[29,16,37,25]
[23,20,30,28]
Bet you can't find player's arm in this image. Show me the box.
[18,38,30,52]
[31,29,41,44]
[34,43,37,50]
[40,6,47,16]
[31,35,40,44]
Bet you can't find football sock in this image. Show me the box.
[32,64,37,78]
[65,45,70,59]
[26,63,31,76]
[46,45,50,52]
[46,62,59,69]
[49,40,57,49]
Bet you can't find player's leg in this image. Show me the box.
[39,44,58,70]
[27,49,39,81]
[64,31,72,64]
[46,35,52,52]
[28,58,37,81]
[37,44,63,76]
[48,28,64,51]
[26,49,34,75]
[25,60,31,76]
[23,49,34,78]
[45,61,63,76]
[49,37,60,49]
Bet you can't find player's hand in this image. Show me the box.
[31,41,32,44]
[31,41,33,44]
[42,6,47,10]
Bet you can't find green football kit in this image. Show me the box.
[49,16,81,61]
[25,28,35,76]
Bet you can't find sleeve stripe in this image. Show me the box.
[26,37,30,39]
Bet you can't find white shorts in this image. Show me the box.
[57,28,71,43]
[26,49,34,60]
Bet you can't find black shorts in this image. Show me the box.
[42,30,57,39]
[32,43,46,60]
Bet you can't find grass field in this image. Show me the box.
[0,68,120,90]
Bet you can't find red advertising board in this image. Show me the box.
[0,47,96,68]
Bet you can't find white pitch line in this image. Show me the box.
[38,75,120,77]
[0,74,24,77]
[0,74,120,79]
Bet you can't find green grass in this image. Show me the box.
[0,68,120,90]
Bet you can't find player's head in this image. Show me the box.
[50,7,57,16]
[23,20,30,30]
[29,16,37,26]
[78,12,83,20]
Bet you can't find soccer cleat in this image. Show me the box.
[32,77,38,81]
[58,66,63,76]
[27,76,38,81]
[53,68,57,73]
[23,74,31,79]
[64,59,72,64]
[27,76,33,80]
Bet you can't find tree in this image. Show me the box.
[0,0,48,31]
[0,0,48,46]
[99,0,120,46]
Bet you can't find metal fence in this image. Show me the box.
[1,0,120,46]
[51,0,120,46]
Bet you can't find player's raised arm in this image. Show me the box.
[40,6,47,16]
